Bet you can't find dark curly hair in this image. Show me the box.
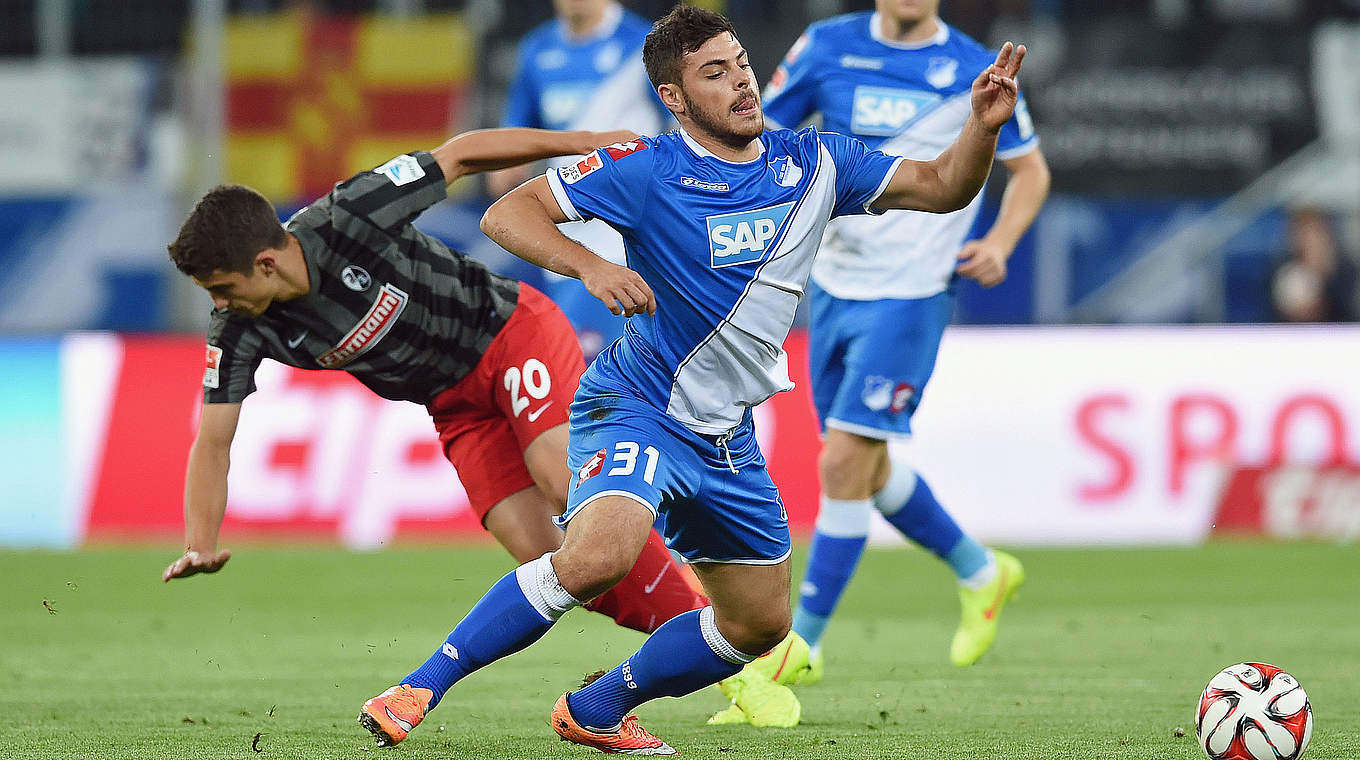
[642,4,737,89]
[168,184,286,279]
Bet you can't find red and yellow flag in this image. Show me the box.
[223,10,474,201]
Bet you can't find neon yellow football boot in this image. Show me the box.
[706,631,812,726]
[745,630,816,686]
[950,549,1024,667]
[709,667,802,727]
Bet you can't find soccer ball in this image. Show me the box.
[1195,662,1313,760]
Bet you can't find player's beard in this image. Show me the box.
[681,88,764,148]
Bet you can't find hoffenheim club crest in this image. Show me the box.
[769,155,803,187]
[926,57,958,89]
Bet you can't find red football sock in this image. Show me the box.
[585,529,708,634]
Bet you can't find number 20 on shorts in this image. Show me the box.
[504,359,550,417]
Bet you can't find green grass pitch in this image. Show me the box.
[1,542,1355,759]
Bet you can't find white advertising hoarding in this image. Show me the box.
[884,326,1360,546]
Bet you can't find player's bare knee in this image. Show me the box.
[819,435,883,497]
[552,543,634,600]
[719,606,792,655]
[819,447,868,495]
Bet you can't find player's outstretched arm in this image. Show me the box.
[481,176,655,317]
[432,128,638,185]
[874,42,1027,214]
[162,402,241,582]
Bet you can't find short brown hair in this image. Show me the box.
[168,184,286,279]
[642,4,737,89]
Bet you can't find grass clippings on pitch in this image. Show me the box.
[0,542,1355,759]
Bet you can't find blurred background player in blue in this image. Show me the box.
[747,0,1052,687]
[487,0,672,361]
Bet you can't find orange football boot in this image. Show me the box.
[358,684,433,747]
[550,693,677,755]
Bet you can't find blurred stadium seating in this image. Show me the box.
[1,0,1358,548]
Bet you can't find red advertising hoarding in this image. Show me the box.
[80,334,824,546]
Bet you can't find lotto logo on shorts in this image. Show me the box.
[577,449,607,486]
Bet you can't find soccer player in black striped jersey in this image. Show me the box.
[161,128,707,646]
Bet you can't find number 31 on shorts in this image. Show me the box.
[577,441,661,486]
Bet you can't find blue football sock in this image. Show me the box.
[566,607,751,731]
[792,497,872,649]
[404,553,578,709]
[875,465,989,579]
[946,536,992,584]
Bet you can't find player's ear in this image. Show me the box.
[657,83,685,115]
[254,250,276,276]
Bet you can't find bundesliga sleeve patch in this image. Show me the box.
[203,344,222,389]
[558,152,604,185]
[373,154,426,186]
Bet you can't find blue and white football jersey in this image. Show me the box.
[503,3,667,138]
[545,128,902,434]
[763,12,1039,300]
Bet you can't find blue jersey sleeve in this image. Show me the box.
[544,140,655,232]
[996,90,1039,160]
[501,43,541,128]
[819,131,904,218]
[761,30,820,130]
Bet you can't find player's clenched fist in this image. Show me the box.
[162,548,232,582]
[580,259,656,317]
[955,239,1010,287]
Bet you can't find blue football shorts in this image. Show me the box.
[807,280,954,439]
[560,390,791,565]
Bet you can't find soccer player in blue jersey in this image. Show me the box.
[488,0,671,360]
[360,5,1027,753]
[714,0,1052,701]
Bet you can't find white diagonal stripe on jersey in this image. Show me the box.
[665,143,838,432]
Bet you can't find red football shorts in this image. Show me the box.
[427,284,585,521]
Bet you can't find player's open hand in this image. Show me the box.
[580,259,656,317]
[162,548,232,582]
[971,42,1026,133]
[955,238,1010,287]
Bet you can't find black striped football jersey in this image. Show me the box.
[203,152,520,405]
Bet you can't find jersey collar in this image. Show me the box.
[559,2,623,43]
[679,128,766,165]
[869,12,949,50]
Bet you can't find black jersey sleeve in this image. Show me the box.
[203,309,267,404]
[327,151,449,239]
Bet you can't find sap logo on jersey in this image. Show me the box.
[706,202,794,268]
[851,86,941,137]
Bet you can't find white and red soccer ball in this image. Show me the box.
[1196,662,1312,760]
